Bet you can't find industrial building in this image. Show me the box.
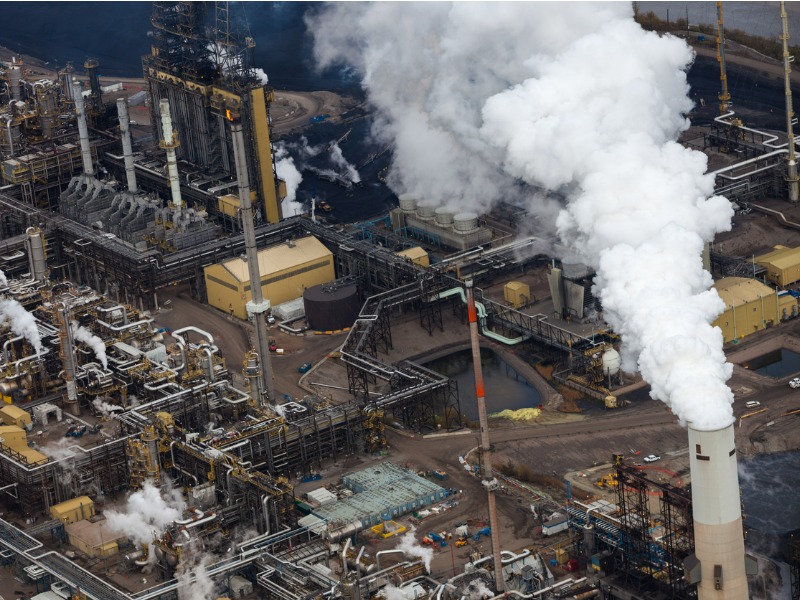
[755,244,800,287]
[204,235,335,319]
[712,276,797,343]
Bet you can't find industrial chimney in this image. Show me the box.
[159,98,183,208]
[686,423,748,600]
[72,80,94,177]
[231,115,276,405]
[781,0,799,202]
[56,303,80,416]
[116,98,138,193]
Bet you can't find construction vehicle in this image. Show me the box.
[455,537,468,547]
[594,473,618,490]
[432,469,448,480]
[473,527,491,541]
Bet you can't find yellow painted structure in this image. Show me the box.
[504,281,531,308]
[396,247,429,267]
[50,496,95,524]
[712,277,796,343]
[205,236,335,320]
[0,405,32,428]
[251,87,283,224]
[0,425,48,465]
[756,245,800,286]
[65,519,122,558]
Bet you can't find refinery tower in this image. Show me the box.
[143,1,285,224]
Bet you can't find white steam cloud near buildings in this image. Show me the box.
[308,2,735,430]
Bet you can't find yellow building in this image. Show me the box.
[756,245,800,286]
[204,236,335,320]
[50,496,95,524]
[396,247,429,267]
[504,281,531,308]
[712,277,796,343]
[0,425,48,466]
[0,405,32,428]
[65,519,123,558]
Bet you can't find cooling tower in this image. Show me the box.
[687,423,748,600]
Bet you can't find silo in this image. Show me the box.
[453,212,479,234]
[304,282,361,331]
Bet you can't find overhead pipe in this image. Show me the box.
[116,98,138,194]
[72,79,94,176]
[230,115,275,404]
[158,98,182,208]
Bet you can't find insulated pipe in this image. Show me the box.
[262,495,271,536]
[231,118,275,404]
[72,80,94,176]
[116,98,138,193]
[466,279,504,594]
[158,98,182,208]
[688,424,747,600]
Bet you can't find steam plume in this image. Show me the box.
[0,297,42,354]
[0,269,7,287]
[394,529,433,573]
[275,143,304,217]
[71,322,108,369]
[309,3,735,430]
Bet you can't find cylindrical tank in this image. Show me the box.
[453,212,478,233]
[304,282,361,331]
[398,195,417,214]
[8,65,22,101]
[561,261,590,280]
[434,207,454,227]
[415,200,436,220]
[25,227,47,282]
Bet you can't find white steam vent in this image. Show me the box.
[309,3,735,430]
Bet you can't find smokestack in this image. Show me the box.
[72,80,94,177]
[8,64,22,102]
[231,117,276,405]
[116,98,138,193]
[781,1,799,202]
[687,424,747,600]
[56,303,80,416]
[465,279,504,593]
[158,98,183,208]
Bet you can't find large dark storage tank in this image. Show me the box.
[303,282,361,331]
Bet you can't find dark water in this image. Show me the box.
[424,348,541,421]
[742,349,800,378]
[739,452,800,535]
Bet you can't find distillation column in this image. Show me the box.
[24,226,47,283]
[781,0,799,202]
[466,280,504,593]
[231,116,275,405]
[688,424,747,600]
[716,2,731,115]
[57,303,80,416]
[116,98,138,193]
[72,80,94,177]
[159,99,183,208]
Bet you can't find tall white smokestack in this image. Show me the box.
[116,98,138,193]
[72,80,94,177]
[687,424,747,600]
[781,0,799,203]
[158,98,182,208]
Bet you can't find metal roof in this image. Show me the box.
[756,245,800,270]
[715,277,776,307]
[218,236,332,283]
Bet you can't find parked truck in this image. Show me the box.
[433,470,448,480]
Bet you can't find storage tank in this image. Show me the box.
[303,282,361,331]
[434,208,455,227]
[601,349,621,376]
[453,212,479,233]
[561,261,591,280]
[25,227,47,282]
[398,195,417,214]
[415,201,437,221]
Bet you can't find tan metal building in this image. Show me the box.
[50,496,95,524]
[755,245,800,286]
[204,236,335,320]
[712,277,796,343]
[395,246,429,267]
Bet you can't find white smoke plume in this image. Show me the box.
[105,480,186,554]
[0,297,41,354]
[71,322,108,369]
[465,578,493,599]
[275,143,304,217]
[308,3,735,430]
[176,555,217,600]
[394,529,434,573]
[278,136,361,188]
[92,396,121,418]
[40,437,77,462]
[382,583,409,600]
[0,269,7,287]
